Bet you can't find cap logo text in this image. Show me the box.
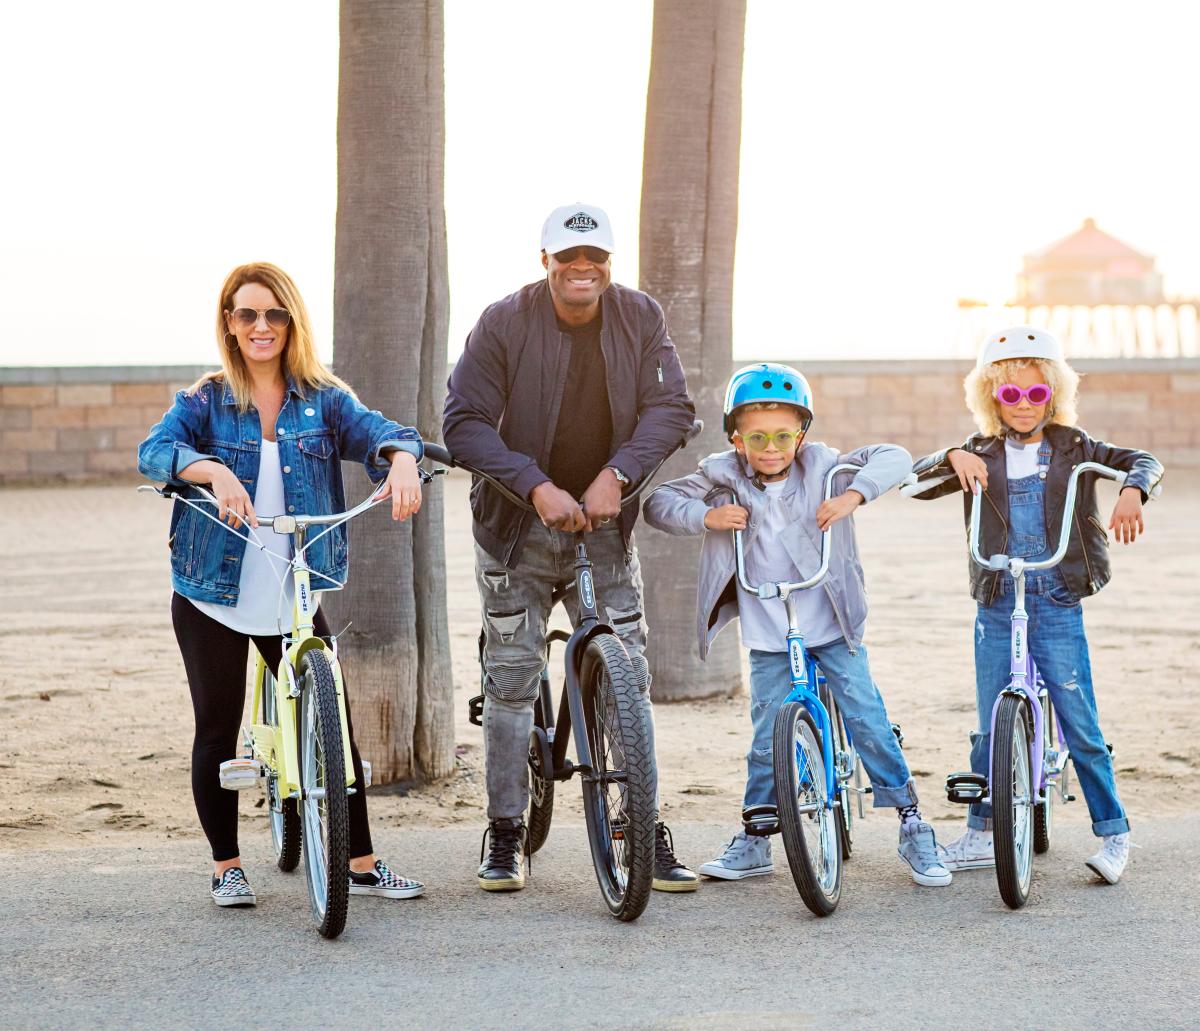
[564,212,598,234]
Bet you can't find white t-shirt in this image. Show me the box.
[737,465,841,653]
[1005,437,1044,480]
[190,440,311,635]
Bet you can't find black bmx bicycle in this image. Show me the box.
[423,422,699,922]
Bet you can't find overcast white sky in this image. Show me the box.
[2,0,1197,366]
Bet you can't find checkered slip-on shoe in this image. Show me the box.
[349,860,425,899]
[211,867,257,908]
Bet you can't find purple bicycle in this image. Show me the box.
[904,461,1148,908]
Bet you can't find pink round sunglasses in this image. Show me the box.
[994,383,1053,407]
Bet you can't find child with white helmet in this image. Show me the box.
[645,363,952,887]
[911,327,1164,884]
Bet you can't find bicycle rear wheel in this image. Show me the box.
[818,680,854,860]
[992,693,1034,909]
[298,650,350,939]
[526,676,555,855]
[262,665,301,872]
[1033,693,1055,855]
[774,701,842,916]
[579,633,655,922]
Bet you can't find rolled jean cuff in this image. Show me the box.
[967,812,992,831]
[869,778,917,808]
[1093,816,1130,837]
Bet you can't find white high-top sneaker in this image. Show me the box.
[937,827,995,871]
[698,830,773,880]
[1085,833,1130,884]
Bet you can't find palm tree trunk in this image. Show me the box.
[325,0,454,782]
[639,0,747,701]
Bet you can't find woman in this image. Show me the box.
[138,262,425,907]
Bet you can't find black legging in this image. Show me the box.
[171,593,373,862]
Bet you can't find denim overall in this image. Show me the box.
[967,441,1129,836]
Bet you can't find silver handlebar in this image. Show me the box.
[719,462,861,600]
[137,480,391,532]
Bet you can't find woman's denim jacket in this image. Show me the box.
[137,377,423,605]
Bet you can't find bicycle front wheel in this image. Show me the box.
[298,650,350,939]
[262,665,301,872]
[818,681,854,860]
[774,701,842,916]
[992,693,1034,909]
[579,634,655,922]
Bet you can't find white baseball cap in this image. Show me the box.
[540,203,615,256]
[977,325,1064,367]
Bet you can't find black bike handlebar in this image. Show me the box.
[421,419,703,513]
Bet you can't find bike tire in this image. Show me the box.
[579,633,655,922]
[992,693,1034,910]
[262,665,301,872]
[818,681,854,860]
[526,684,555,855]
[1033,693,1054,855]
[298,650,350,939]
[774,701,842,916]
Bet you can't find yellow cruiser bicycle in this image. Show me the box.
[141,473,437,938]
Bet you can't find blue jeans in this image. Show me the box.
[745,643,916,811]
[969,579,1129,837]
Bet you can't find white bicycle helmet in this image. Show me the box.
[977,325,1064,368]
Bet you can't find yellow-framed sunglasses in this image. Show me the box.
[736,429,803,452]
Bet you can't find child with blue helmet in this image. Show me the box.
[644,362,951,886]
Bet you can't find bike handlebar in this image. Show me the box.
[421,420,704,515]
[713,462,861,600]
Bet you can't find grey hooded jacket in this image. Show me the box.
[642,441,911,659]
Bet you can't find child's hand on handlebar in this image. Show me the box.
[1109,487,1145,544]
[815,490,863,531]
[580,469,623,531]
[947,448,988,492]
[532,481,587,532]
[378,451,423,522]
[704,503,748,531]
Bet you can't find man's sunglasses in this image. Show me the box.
[552,246,611,264]
[228,307,292,330]
[995,383,1053,407]
[737,429,801,452]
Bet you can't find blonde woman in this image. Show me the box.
[138,262,425,907]
[910,326,1163,885]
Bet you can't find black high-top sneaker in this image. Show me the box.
[477,817,528,891]
[652,822,699,892]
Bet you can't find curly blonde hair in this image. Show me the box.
[963,357,1080,437]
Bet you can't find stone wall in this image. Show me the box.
[2,359,1196,485]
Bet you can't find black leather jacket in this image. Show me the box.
[911,424,1164,605]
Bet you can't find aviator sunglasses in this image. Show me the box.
[552,246,611,264]
[994,383,1053,407]
[738,429,801,452]
[228,307,292,330]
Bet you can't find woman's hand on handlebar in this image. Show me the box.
[1109,487,1145,545]
[815,489,863,531]
[704,503,748,531]
[947,448,988,492]
[532,481,587,532]
[378,451,423,522]
[180,459,258,529]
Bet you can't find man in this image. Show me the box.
[444,202,698,893]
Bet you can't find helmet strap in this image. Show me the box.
[1003,407,1054,443]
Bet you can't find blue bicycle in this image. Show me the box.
[717,462,867,916]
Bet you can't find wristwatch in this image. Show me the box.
[606,466,631,487]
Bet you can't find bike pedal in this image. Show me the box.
[218,758,264,791]
[468,694,485,727]
[1065,793,1077,802]
[945,771,988,805]
[361,760,372,788]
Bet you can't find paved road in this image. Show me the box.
[3,816,1197,1029]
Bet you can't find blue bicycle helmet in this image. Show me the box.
[722,362,814,438]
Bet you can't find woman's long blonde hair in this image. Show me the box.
[188,262,352,410]
[963,357,1080,437]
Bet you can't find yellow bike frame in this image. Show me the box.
[247,534,356,802]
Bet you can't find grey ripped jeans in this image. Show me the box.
[475,521,652,820]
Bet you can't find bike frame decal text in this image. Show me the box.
[580,569,595,611]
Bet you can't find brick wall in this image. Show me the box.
[1,359,1196,485]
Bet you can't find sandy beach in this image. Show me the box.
[2,468,1196,854]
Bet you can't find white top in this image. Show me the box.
[1005,437,1043,480]
[737,465,841,653]
[190,440,311,635]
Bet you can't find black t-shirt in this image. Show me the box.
[548,313,613,500]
